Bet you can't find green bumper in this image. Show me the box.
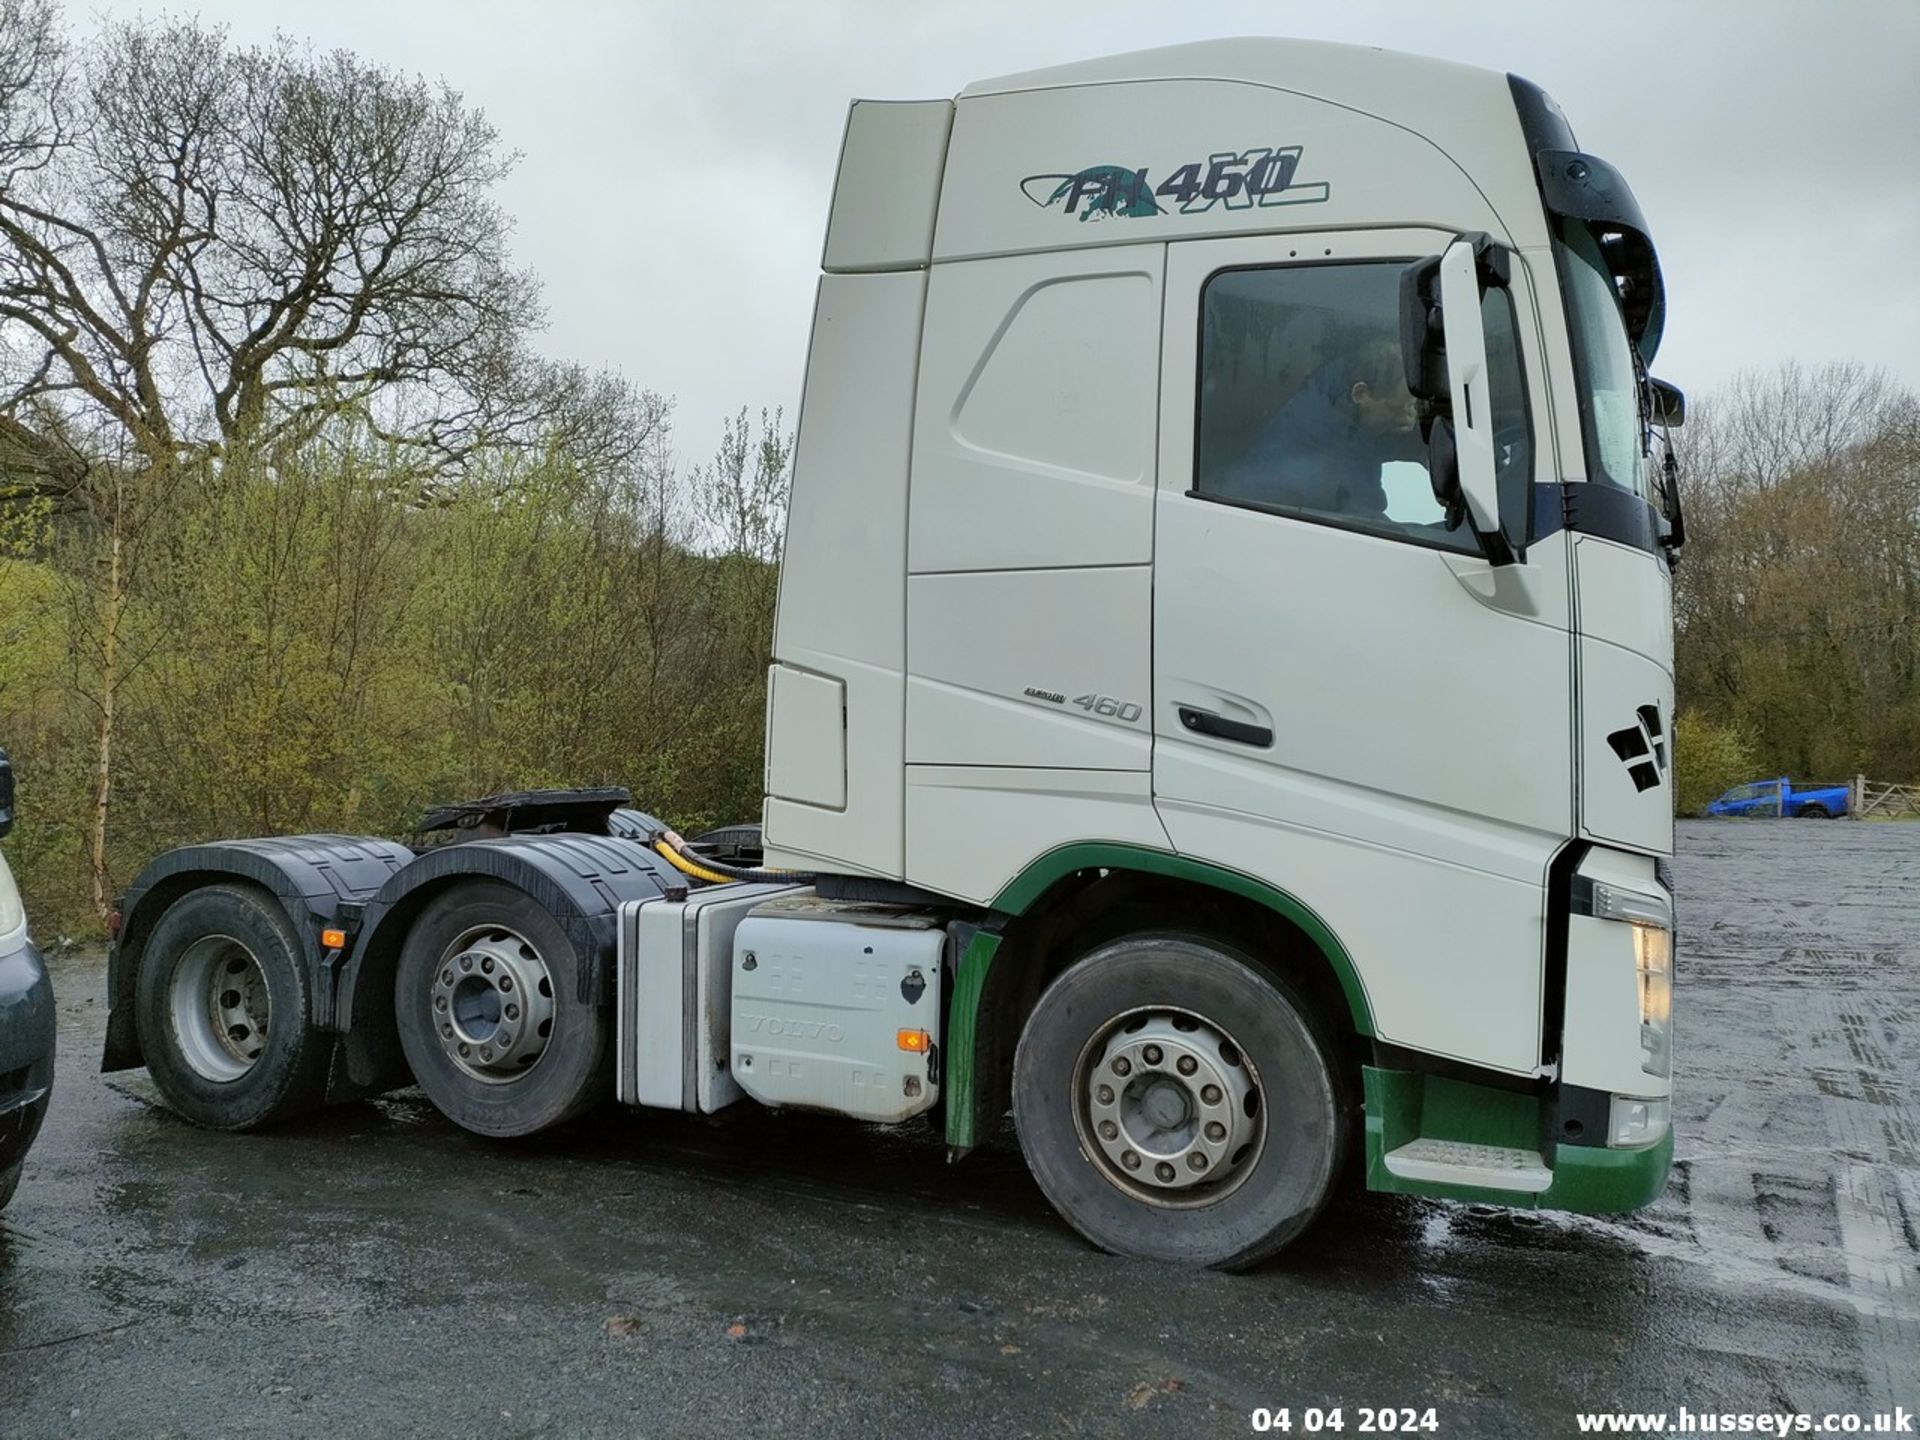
[1363,1066,1673,1214]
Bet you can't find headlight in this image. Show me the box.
[1610,1094,1671,1148]
[1585,880,1674,1081]
[1633,920,1672,1078]
[0,853,23,938]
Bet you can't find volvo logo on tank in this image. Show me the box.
[1019,147,1331,221]
[744,1014,845,1043]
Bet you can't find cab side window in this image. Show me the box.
[1194,260,1530,552]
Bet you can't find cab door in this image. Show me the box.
[1149,228,1571,1075]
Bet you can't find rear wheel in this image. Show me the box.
[1012,933,1347,1270]
[134,884,331,1129]
[394,881,608,1137]
[1798,805,1833,819]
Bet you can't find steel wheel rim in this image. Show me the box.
[429,924,557,1084]
[1071,1005,1266,1208]
[170,934,271,1082]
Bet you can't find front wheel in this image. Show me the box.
[1012,934,1348,1270]
[394,881,609,1138]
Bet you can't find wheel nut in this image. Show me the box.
[1143,1044,1163,1066]
[460,955,473,971]
[481,957,495,974]
[434,996,447,1012]
[441,969,453,985]
[1176,1055,1197,1076]
[1095,1084,1114,1104]
[1098,1121,1118,1140]
[441,1024,453,1039]
[1201,1084,1223,1105]
[458,1043,470,1057]
[1111,1057,1132,1077]
[1189,1153,1209,1172]
[1205,1121,1227,1142]
[499,976,513,992]
[505,1004,520,1020]
[1121,1151,1141,1170]
[1155,1162,1176,1183]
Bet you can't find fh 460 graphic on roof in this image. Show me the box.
[1020,146,1331,220]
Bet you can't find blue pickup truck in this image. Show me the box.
[1706,777,1850,819]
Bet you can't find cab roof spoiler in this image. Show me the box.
[1509,75,1667,366]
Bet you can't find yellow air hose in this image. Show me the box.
[654,840,734,887]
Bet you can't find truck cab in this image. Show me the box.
[763,39,1678,1226]
[103,39,1681,1269]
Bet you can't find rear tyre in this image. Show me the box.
[394,881,608,1138]
[1799,805,1833,819]
[134,884,331,1130]
[1012,933,1347,1270]
[0,1160,20,1212]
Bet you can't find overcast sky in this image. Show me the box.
[94,0,1920,467]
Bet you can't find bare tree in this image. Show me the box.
[0,8,586,915]
[0,1,65,180]
[0,12,541,472]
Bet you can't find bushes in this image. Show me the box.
[1674,364,1920,796]
[1671,710,1760,817]
[0,429,786,937]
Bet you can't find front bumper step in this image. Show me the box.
[1382,1137,1551,1193]
[1364,1065,1674,1213]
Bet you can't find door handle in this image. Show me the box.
[1176,706,1272,749]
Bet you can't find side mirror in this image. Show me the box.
[1645,375,1687,556]
[1400,234,1515,565]
[0,749,13,839]
[1649,377,1685,428]
[1437,237,1503,545]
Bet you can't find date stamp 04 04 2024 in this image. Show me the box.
[1249,1408,1441,1434]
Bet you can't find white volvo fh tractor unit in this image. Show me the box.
[101,39,1684,1268]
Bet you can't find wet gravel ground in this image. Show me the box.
[1,820,1915,1438]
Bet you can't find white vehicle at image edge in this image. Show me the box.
[101,38,1682,1269]
[0,748,56,1212]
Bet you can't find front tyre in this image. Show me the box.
[1012,934,1347,1270]
[134,884,331,1130]
[394,881,609,1138]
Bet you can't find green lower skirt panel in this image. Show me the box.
[1363,1065,1673,1213]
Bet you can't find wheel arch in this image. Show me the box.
[333,835,683,1094]
[103,836,413,1073]
[945,843,1375,1153]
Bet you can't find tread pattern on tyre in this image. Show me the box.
[1012,932,1349,1271]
